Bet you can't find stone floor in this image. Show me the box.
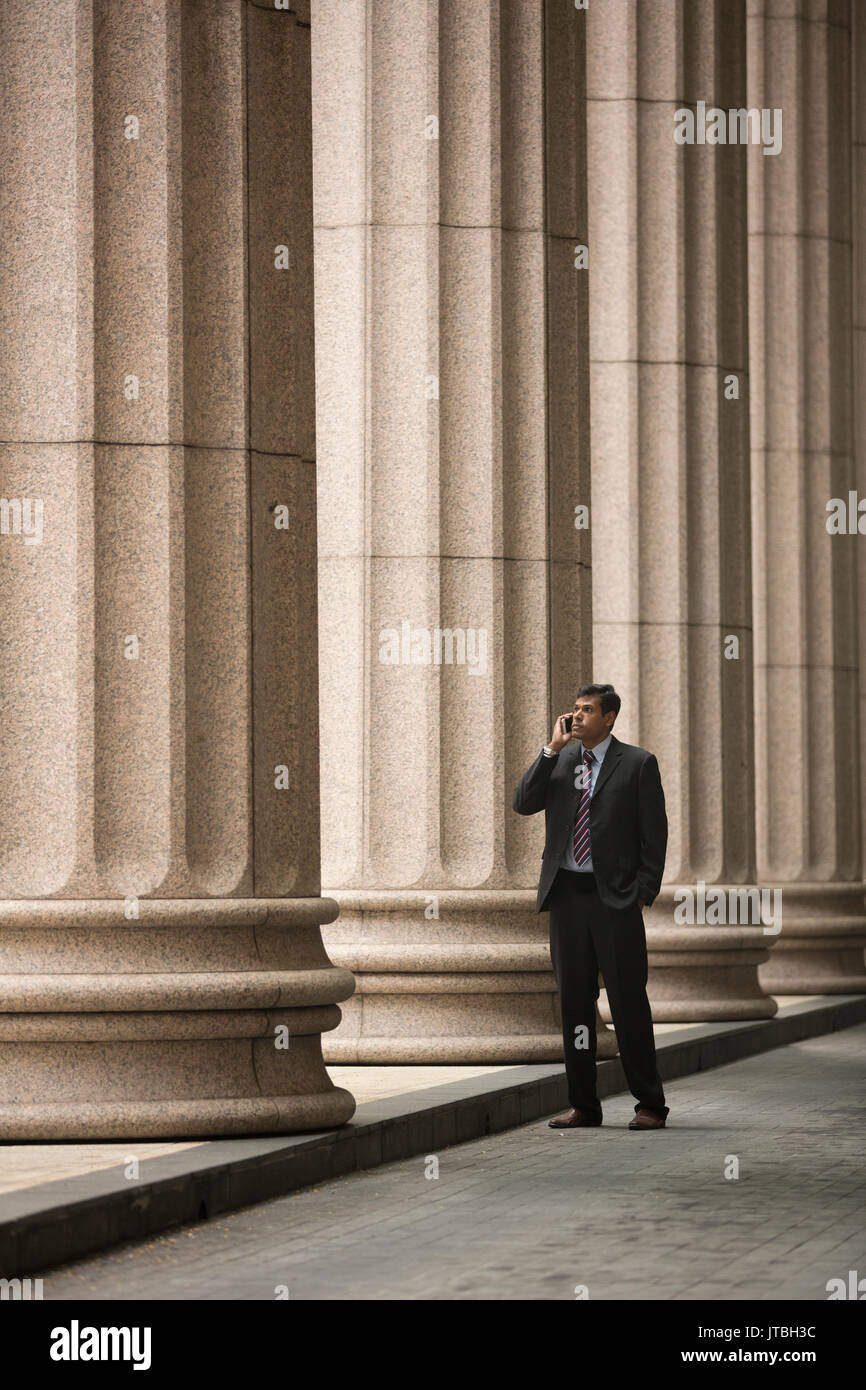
[35,1020,866,1300]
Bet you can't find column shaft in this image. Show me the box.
[587,0,774,1018]
[313,0,602,1060]
[748,0,866,993]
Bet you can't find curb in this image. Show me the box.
[2,994,864,1279]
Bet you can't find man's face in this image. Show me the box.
[571,694,614,748]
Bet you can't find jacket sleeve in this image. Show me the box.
[636,753,667,906]
[513,750,557,816]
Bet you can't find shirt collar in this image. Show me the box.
[582,732,612,763]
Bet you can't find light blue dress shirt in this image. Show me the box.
[542,732,612,873]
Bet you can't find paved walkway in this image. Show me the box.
[38,1024,866,1300]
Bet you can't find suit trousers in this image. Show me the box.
[547,866,668,1121]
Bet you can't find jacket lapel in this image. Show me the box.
[587,733,622,801]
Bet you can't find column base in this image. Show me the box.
[0,899,356,1139]
[601,885,778,1021]
[755,883,866,995]
[322,889,619,1064]
[325,885,780,1050]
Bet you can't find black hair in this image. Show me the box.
[575,683,621,718]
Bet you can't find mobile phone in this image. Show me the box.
[563,715,573,733]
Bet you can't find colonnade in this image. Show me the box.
[314,0,865,1060]
[0,0,862,1132]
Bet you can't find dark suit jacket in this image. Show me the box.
[512,734,668,914]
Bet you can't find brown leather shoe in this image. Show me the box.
[548,1107,602,1128]
[628,1108,666,1130]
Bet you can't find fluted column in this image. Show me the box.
[748,0,866,994]
[0,0,354,1138]
[587,0,775,1018]
[312,0,603,1060]
[857,0,866,896]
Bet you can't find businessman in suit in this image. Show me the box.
[512,683,669,1130]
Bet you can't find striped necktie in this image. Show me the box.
[573,748,596,866]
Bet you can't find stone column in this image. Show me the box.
[312,0,605,1060]
[857,0,866,893]
[748,0,866,994]
[0,0,354,1138]
[587,0,775,1018]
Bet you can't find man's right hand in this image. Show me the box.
[546,714,573,755]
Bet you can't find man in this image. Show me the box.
[512,683,669,1130]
